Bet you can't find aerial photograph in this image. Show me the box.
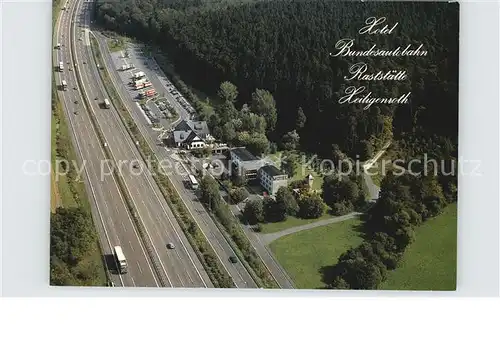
[50,0,459,290]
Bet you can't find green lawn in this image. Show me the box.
[260,213,335,234]
[380,203,457,291]
[269,218,363,289]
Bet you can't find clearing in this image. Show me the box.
[380,203,457,291]
[269,218,363,289]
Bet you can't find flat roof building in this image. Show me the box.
[259,165,288,196]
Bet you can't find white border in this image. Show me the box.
[1,0,499,296]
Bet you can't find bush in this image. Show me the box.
[243,198,264,224]
[298,193,324,219]
[230,187,249,204]
[331,201,353,216]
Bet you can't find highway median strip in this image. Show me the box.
[51,0,107,286]
[90,36,235,288]
[71,24,170,287]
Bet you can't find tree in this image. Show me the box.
[217,101,238,124]
[222,121,237,142]
[281,151,299,178]
[329,276,349,289]
[322,175,360,210]
[200,175,221,209]
[276,187,298,216]
[243,198,264,224]
[236,132,269,156]
[241,112,267,134]
[230,187,249,204]
[263,196,285,222]
[218,81,238,104]
[281,130,300,151]
[296,107,307,130]
[51,207,96,265]
[251,89,277,132]
[50,207,101,285]
[298,193,324,219]
[341,259,384,289]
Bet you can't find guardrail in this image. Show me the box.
[89,34,235,288]
[69,0,169,287]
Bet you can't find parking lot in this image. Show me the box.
[110,43,197,131]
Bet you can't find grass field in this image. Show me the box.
[267,152,324,191]
[260,213,335,234]
[269,218,363,289]
[380,203,457,291]
[51,110,77,211]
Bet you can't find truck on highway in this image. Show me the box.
[61,80,67,91]
[103,98,111,109]
[55,43,61,49]
[139,89,156,99]
[188,174,199,190]
[58,61,64,72]
[120,63,135,71]
[113,246,128,274]
[132,71,146,80]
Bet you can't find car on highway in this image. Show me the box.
[229,256,238,263]
[166,243,175,249]
[69,67,73,71]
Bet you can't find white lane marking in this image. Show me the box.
[129,241,135,252]
[137,262,143,274]
[131,277,136,287]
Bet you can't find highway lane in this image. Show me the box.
[95,31,298,289]
[75,1,212,288]
[100,34,297,289]
[54,1,159,287]
[93,32,259,289]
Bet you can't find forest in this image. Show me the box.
[95,0,458,159]
[94,0,459,289]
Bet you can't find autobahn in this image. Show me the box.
[72,0,213,288]
[91,31,260,289]
[73,0,259,289]
[54,0,158,287]
[89,21,297,288]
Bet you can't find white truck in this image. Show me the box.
[103,98,111,109]
[58,61,64,72]
[132,71,146,80]
[134,78,148,86]
[113,246,128,274]
[61,80,67,91]
[120,63,135,71]
[55,43,61,49]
